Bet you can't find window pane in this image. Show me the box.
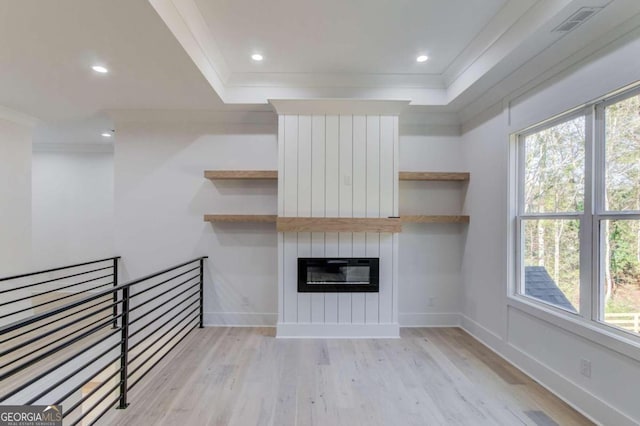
[524,116,585,213]
[604,94,640,212]
[522,219,580,312]
[601,219,640,335]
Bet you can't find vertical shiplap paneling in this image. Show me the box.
[283,115,299,323]
[351,233,366,323]
[379,116,394,217]
[378,233,393,323]
[392,116,400,323]
[324,115,340,323]
[365,233,380,323]
[378,116,395,323]
[310,115,326,323]
[283,232,298,323]
[338,116,354,323]
[297,116,312,322]
[365,116,381,323]
[351,115,367,322]
[277,115,285,324]
[366,116,380,218]
[393,116,399,217]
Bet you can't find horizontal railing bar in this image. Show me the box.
[0,303,117,356]
[0,257,120,282]
[129,267,199,300]
[0,272,113,306]
[0,320,118,382]
[128,305,200,357]
[68,382,121,426]
[0,298,111,345]
[62,365,123,415]
[27,347,121,405]
[0,328,121,402]
[0,311,120,367]
[0,281,114,321]
[129,286,198,327]
[0,257,207,335]
[128,321,198,392]
[129,276,199,313]
[124,257,206,290]
[128,295,199,341]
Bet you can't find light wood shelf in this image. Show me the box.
[204,214,277,223]
[204,170,277,180]
[204,170,468,181]
[277,217,402,233]
[401,215,469,224]
[399,172,469,181]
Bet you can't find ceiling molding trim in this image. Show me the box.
[0,105,39,127]
[33,142,114,153]
[445,0,576,104]
[269,99,410,116]
[149,0,229,101]
[106,109,277,125]
[226,72,445,89]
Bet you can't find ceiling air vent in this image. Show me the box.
[553,7,602,33]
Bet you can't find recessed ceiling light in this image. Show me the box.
[101,132,113,138]
[92,65,109,73]
[416,55,429,63]
[251,54,263,62]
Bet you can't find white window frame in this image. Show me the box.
[512,85,640,347]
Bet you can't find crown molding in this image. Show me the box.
[269,99,410,115]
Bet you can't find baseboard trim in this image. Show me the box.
[460,315,637,426]
[399,312,461,327]
[276,323,400,338]
[203,312,277,327]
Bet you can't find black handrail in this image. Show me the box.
[0,256,207,425]
[0,256,121,282]
[0,257,120,325]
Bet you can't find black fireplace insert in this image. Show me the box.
[297,258,379,293]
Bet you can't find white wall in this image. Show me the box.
[399,132,465,326]
[461,31,640,425]
[113,117,279,326]
[111,112,466,329]
[0,116,32,275]
[31,149,114,267]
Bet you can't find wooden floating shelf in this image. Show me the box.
[204,170,469,182]
[204,214,277,223]
[204,215,469,227]
[277,217,402,233]
[401,215,469,224]
[204,170,278,180]
[399,172,469,181]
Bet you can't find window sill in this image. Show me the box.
[507,295,640,363]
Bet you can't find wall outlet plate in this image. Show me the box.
[580,359,591,378]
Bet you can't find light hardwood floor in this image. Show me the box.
[101,327,592,426]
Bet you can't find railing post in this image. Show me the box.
[112,258,119,329]
[117,286,130,409]
[199,258,204,328]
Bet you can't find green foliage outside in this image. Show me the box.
[523,94,640,326]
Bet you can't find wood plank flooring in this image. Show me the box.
[101,327,592,426]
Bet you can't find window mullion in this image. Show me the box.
[580,107,594,320]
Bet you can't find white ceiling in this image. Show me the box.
[152,0,640,108]
[1,0,640,144]
[193,0,506,75]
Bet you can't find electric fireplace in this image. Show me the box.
[297,258,379,293]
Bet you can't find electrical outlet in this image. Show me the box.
[580,359,591,378]
[427,297,436,307]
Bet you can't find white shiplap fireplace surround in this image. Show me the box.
[272,100,408,338]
